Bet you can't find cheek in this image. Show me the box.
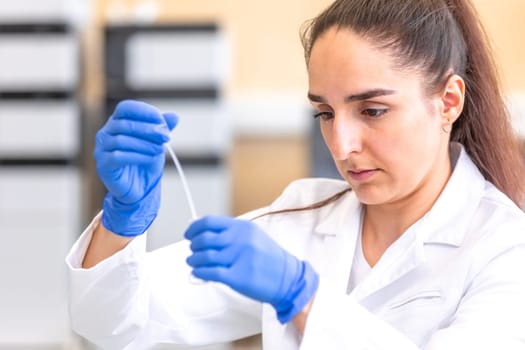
[375,112,442,178]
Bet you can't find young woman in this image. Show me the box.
[67,0,525,348]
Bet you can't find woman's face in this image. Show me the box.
[308,27,451,206]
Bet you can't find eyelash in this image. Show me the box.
[313,111,334,120]
[313,108,388,120]
[363,108,388,118]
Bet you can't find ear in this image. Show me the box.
[439,74,465,128]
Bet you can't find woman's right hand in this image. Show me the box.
[94,100,178,237]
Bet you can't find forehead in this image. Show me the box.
[308,27,420,92]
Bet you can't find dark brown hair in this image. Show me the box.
[251,187,352,220]
[256,0,525,220]
[299,0,524,206]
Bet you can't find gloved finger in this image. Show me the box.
[184,215,239,240]
[103,119,171,145]
[186,248,234,268]
[191,266,230,284]
[162,112,179,131]
[189,230,233,252]
[98,134,165,156]
[96,150,164,169]
[113,100,165,124]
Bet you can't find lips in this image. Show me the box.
[348,169,378,181]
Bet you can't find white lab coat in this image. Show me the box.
[66,143,525,349]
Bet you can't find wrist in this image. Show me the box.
[292,296,314,335]
[82,219,134,268]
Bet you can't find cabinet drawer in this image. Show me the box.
[145,98,231,155]
[0,167,80,211]
[126,31,228,88]
[0,0,69,22]
[0,100,80,158]
[0,34,78,90]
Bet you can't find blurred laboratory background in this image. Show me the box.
[0,0,524,349]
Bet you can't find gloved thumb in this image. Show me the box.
[163,112,179,131]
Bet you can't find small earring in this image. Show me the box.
[442,119,452,133]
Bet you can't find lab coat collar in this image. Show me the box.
[419,142,486,246]
[313,191,358,236]
[311,189,361,294]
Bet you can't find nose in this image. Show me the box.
[323,114,363,160]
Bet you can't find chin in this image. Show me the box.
[352,187,392,206]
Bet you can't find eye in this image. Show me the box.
[362,108,387,118]
[313,111,334,121]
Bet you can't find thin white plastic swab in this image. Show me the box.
[165,142,205,285]
[165,142,198,221]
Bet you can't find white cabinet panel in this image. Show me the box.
[126,31,229,88]
[0,34,78,90]
[0,167,80,345]
[0,100,80,157]
[145,99,231,155]
[0,0,69,22]
[147,166,230,251]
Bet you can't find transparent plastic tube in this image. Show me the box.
[165,143,198,220]
[165,142,204,285]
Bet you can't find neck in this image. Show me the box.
[362,149,452,266]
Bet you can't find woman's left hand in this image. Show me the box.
[184,215,319,324]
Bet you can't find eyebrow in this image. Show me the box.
[307,89,397,103]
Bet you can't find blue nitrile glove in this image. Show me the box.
[185,215,319,324]
[94,100,178,237]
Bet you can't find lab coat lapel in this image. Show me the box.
[351,219,427,302]
[310,191,362,294]
[307,189,427,300]
[421,143,485,246]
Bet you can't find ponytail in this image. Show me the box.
[447,0,525,206]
